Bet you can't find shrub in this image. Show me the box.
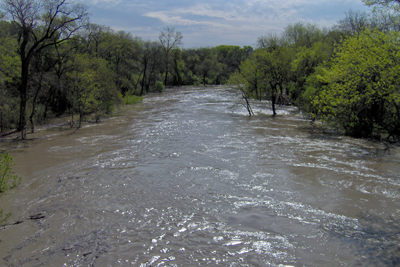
[0,209,11,225]
[0,152,20,193]
[153,81,165,93]
[0,152,20,225]
[122,93,144,105]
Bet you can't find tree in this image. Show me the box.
[194,47,222,86]
[228,71,254,116]
[66,53,116,127]
[215,45,253,84]
[363,0,400,11]
[257,32,285,51]
[227,52,265,115]
[159,27,183,86]
[0,152,20,193]
[99,30,139,94]
[310,29,400,139]
[0,22,20,132]
[283,22,325,49]
[171,48,184,85]
[335,9,400,35]
[290,41,333,107]
[256,47,293,115]
[138,40,163,95]
[1,0,88,138]
[0,152,21,225]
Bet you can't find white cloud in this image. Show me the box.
[85,0,370,47]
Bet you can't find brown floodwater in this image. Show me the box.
[0,86,399,266]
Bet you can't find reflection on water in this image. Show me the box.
[1,86,399,266]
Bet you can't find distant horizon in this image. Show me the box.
[82,0,370,48]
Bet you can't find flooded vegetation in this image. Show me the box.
[0,86,399,266]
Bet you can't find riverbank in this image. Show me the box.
[0,101,140,153]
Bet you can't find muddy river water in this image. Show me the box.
[1,86,399,266]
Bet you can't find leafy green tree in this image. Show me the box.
[215,45,252,84]
[228,50,267,115]
[1,0,88,138]
[256,47,294,115]
[99,30,140,94]
[194,47,222,86]
[310,29,400,138]
[290,41,333,106]
[232,52,265,99]
[0,24,20,132]
[67,54,116,127]
[181,48,201,85]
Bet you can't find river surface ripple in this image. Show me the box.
[1,86,400,266]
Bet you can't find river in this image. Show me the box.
[1,86,399,266]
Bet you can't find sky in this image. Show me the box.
[80,0,371,48]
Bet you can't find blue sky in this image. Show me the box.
[81,0,371,48]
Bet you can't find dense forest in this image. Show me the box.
[1,0,400,140]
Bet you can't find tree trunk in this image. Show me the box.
[164,53,169,86]
[271,93,276,116]
[18,60,29,138]
[43,87,54,120]
[164,65,169,86]
[78,111,82,128]
[140,62,147,96]
[29,81,42,133]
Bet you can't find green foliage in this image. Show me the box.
[0,152,21,225]
[291,41,334,106]
[67,54,118,126]
[309,29,400,138]
[121,92,144,105]
[283,22,326,48]
[228,52,264,100]
[0,209,11,225]
[0,152,20,193]
[153,81,165,93]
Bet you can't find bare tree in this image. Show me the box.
[1,0,88,138]
[257,32,283,51]
[159,27,183,86]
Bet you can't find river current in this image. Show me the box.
[1,86,399,266]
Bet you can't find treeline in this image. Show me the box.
[0,0,252,138]
[229,8,400,140]
[2,0,400,141]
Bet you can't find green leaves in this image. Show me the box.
[310,29,400,138]
[67,53,118,125]
[0,152,20,193]
[0,152,20,225]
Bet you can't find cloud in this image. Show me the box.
[81,0,121,4]
[85,0,370,47]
